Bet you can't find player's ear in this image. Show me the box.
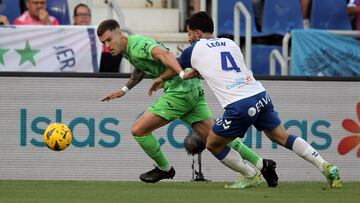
[118,31,122,38]
[195,30,203,39]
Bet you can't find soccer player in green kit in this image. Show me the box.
[97,19,278,187]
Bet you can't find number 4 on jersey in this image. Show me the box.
[220,51,241,72]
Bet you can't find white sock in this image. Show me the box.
[255,158,263,170]
[221,148,257,177]
[292,137,325,171]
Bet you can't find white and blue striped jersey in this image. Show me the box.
[178,38,265,108]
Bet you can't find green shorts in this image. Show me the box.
[148,87,212,125]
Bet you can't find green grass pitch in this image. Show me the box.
[0,180,359,203]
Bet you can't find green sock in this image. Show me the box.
[227,138,262,169]
[134,133,170,170]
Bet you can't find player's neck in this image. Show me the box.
[201,33,214,40]
[121,36,128,53]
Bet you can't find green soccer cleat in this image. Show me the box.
[225,171,262,189]
[322,162,342,189]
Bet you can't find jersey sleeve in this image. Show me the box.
[177,43,196,69]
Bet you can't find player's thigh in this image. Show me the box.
[148,92,192,121]
[212,106,253,139]
[181,93,213,126]
[253,92,281,131]
[132,111,170,136]
[191,118,213,142]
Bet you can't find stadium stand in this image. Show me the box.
[46,0,70,25]
[261,0,303,35]
[251,45,282,75]
[1,0,20,23]
[217,0,263,37]
[2,0,357,75]
[310,0,352,30]
[249,0,303,75]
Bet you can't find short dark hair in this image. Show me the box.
[185,11,214,33]
[73,3,91,17]
[97,19,120,36]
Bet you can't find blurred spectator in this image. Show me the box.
[0,0,8,25]
[0,15,9,25]
[190,0,211,14]
[300,0,311,28]
[73,3,91,25]
[72,3,123,72]
[347,0,360,30]
[191,0,200,13]
[13,0,59,25]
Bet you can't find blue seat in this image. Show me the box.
[1,0,21,24]
[46,0,70,25]
[218,0,263,37]
[261,0,303,35]
[251,45,282,76]
[310,0,351,30]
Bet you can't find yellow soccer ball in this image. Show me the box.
[43,123,72,151]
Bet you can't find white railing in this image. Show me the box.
[200,0,207,11]
[234,2,252,70]
[269,49,287,75]
[104,0,125,28]
[211,0,218,37]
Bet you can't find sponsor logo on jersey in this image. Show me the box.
[248,107,257,117]
[226,75,252,89]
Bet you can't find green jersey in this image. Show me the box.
[123,35,202,93]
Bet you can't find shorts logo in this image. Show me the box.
[248,107,257,117]
[215,118,223,125]
[223,119,232,130]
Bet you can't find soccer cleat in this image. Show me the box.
[322,162,342,189]
[261,159,279,187]
[139,166,176,183]
[224,171,262,189]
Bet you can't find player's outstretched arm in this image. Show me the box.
[148,67,177,96]
[101,90,126,102]
[151,46,183,74]
[101,68,145,101]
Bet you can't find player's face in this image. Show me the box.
[99,29,123,56]
[186,26,202,44]
[27,0,47,19]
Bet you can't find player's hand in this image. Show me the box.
[148,77,164,96]
[183,68,200,79]
[39,9,51,25]
[101,90,125,101]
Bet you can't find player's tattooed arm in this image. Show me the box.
[126,68,146,89]
[101,69,145,101]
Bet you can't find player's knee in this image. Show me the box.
[205,142,222,155]
[131,124,147,136]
